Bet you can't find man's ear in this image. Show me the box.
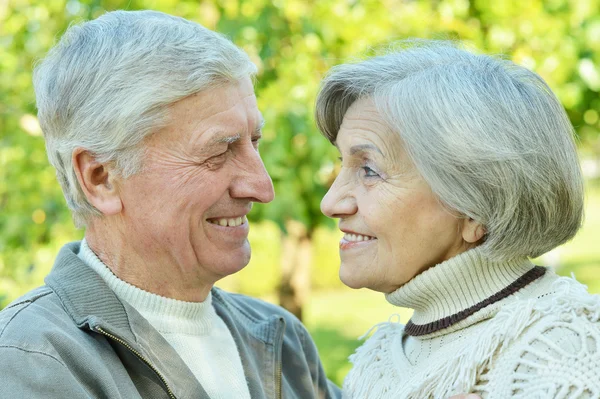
[72,148,123,216]
[462,218,487,244]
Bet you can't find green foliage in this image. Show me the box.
[549,183,600,293]
[1,0,600,308]
[217,223,345,294]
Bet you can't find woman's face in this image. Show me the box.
[321,98,474,293]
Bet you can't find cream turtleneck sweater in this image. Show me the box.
[78,239,251,399]
[343,247,600,399]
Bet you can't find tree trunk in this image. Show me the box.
[278,220,312,321]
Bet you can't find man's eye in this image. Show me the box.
[205,152,227,165]
[361,166,379,178]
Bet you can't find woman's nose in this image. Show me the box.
[320,171,356,218]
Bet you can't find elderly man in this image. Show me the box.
[0,10,335,398]
[0,10,480,399]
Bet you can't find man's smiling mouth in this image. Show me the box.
[207,216,248,227]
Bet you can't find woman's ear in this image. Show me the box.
[462,218,487,244]
[72,148,123,216]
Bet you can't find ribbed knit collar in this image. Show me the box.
[385,247,535,327]
[78,239,216,336]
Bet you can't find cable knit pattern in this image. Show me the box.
[343,248,600,399]
[78,239,251,399]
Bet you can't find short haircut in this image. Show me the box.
[316,40,584,260]
[34,10,256,227]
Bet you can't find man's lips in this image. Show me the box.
[205,214,251,242]
[207,215,248,227]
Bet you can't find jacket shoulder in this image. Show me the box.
[211,288,314,354]
[0,287,117,398]
[1,286,54,337]
[212,288,342,398]
[212,287,303,326]
[0,285,80,350]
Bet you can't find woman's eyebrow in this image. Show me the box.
[349,144,383,156]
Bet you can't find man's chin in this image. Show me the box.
[214,247,252,277]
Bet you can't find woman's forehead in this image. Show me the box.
[337,109,402,155]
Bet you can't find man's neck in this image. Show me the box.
[84,221,214,302]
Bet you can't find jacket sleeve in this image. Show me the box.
[327,380,343,399]
[0,346,91,398]
[294,321,343,399]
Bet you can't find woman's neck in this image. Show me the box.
[385,247,543,336]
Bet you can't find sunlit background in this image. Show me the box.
[1,0,599,384]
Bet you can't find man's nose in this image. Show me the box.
[231,146,275,204]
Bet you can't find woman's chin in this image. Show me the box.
[339,270,401,293]
[339,268,368,290]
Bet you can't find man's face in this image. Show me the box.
[115,77,274,286]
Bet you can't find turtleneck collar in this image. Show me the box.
[385,247,536,328]
[78,238,216,336]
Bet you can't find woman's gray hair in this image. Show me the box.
[34,10,257,227]
[316,40,584,260]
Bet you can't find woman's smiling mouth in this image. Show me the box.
[340,231,377,250]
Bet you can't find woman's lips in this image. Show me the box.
[339,232,377,250]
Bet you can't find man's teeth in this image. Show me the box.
[209,216,247,227]
[343,233,375,242]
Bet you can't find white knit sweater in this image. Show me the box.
[78,239,251,399]
[343,248,600,399]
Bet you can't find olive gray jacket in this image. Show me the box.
[0,242,341,398]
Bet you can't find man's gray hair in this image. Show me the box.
[316,40,584,260]
[34,10,257,227]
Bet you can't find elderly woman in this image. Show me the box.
[316,41,600,398]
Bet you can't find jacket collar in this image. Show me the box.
[45,242,282,341]
[45,241,283,399]
[45,241,136,340]
[45,242,205,397]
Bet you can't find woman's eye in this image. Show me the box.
[361,166,379,178]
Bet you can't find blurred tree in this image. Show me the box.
[1,0,599,314]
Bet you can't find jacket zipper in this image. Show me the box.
[275,318,285,399]
[95,327,176,399]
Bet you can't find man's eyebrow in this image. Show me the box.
[202,133,241,153]
[208,133,242,147]
[218,134,241,144]
[203,120,265,151]
[349,144,383,156]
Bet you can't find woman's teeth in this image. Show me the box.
[343,233,375,242]
[208,216,247,227]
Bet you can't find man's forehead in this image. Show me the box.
[170,77,257,114]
